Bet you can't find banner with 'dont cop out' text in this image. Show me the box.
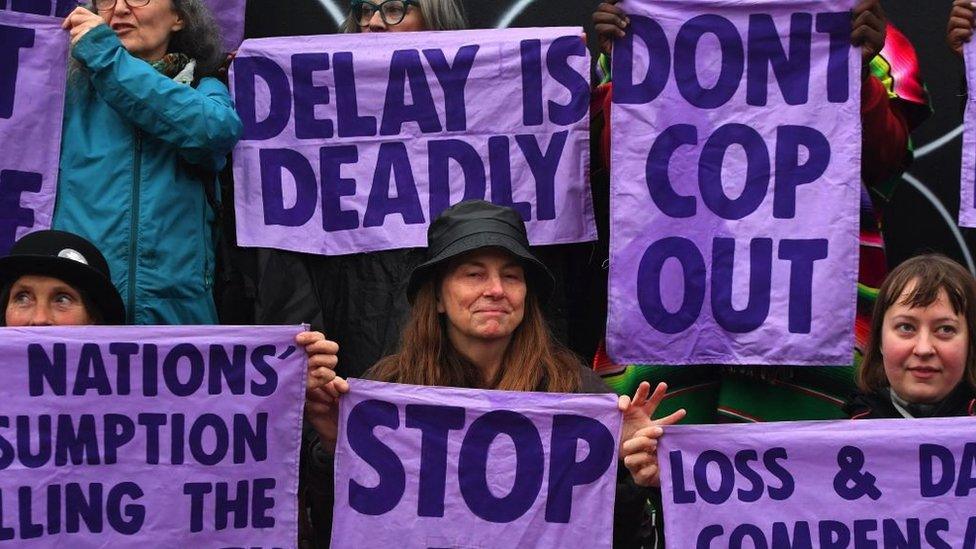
[608,0,861,366]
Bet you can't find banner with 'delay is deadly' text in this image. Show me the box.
[231,27,595,256]
[659,418,976,547]
[0,10,66,257]
[607,0,861,365]
[332,380,621,548]
[0,325,305,547]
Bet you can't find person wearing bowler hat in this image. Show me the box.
[301,200,685,547]
[0,230,126,326]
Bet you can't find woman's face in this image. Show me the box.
[360,1,426,32]
[438,248,527,348]
[881,284,969,404]
[5,275,93,326]
[99,0,184,61]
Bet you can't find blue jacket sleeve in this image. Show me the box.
[72,24,243,171]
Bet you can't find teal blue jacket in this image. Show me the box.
[54,25,242,325]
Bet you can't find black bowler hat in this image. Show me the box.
[0,230,125,324]
[407,200,555,303]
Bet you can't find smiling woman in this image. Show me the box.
[847,254,976,418]
[438,249,528,351]
[298,201,686,546]
[373,199,569,390]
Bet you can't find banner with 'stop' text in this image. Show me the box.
[607,0,861,365]
[659,418,976,548]
[0,10,66,256]
[231,28,595,256]
[331,379,620,548]
[0,325,305,547]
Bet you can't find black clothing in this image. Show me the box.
[256,248,424,379]
[255,244,603,379]
[844,384,976,419]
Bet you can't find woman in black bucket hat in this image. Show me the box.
[302,200,685,547]
[0,230,125,326]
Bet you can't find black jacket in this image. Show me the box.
[844,384,976,419]
[255,243,606,380]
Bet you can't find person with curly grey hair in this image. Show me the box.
[57,0,242,325]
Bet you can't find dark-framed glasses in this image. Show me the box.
[351,0,419,27]
[94,0,153,11]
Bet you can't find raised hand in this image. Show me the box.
[948,0,975,57]
[62,7,106,48]
[593,0,629,55]
[618,381,687,488]
[852,0,887,64]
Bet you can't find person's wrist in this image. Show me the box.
[318,432,336,454]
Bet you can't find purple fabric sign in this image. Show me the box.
[0,325,305,546]
[606,0,861,365]
[659,418,976,547]
[231,28,595,256]
[331,379,620,548]
[0,10,66,257]
[204,0,244,52]
[0,0,75,17]
[961,41,976,227]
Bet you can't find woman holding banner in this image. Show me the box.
[588,0,931,422]
[56,0,242,326]
[588,2,931,544]
[846,254,976,419]
[948,0,974,56]
[301,200,684,548]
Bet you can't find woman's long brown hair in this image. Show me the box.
[368,277,582,392]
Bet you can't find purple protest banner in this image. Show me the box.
[204,0,244,52]
[0,325,305,546]
[961,41,976,227]
[0,0,74,16]
[231,28,595,256]
[658,418,976,547]
[606,0,861,366]
[0,10,67,257]
[331,379,620,548]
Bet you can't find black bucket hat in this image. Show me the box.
[407,200,555,303]
[0,230,125,324]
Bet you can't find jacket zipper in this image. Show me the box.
[127,129,142,324]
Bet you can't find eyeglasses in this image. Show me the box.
[351,0,419,27]
[94,0,153,11]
